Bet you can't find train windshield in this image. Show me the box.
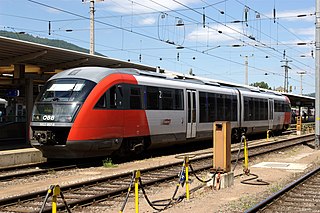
[32,78,96,123]
[37,79,95,102]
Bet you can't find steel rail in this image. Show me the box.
[0,164,79,181]
[245,166,320,213]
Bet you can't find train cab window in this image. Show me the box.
[94,84,123,110]
[95,94,106,108]
[107,85,117,109]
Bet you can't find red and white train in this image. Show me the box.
[30,67,291,159]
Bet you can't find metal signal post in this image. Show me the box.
[315,0,320,149]
[82,0,104,55]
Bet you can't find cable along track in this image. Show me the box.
[0,134,314,213]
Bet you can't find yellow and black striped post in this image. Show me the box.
[134,170,140,213]
[184,156,190,200]
[51,185,61,213]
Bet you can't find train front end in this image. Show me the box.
[30,76,97,158]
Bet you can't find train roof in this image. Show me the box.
[49,67,286,99]
[49,67,137,82]
[163,70,284,97]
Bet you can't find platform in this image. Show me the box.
[0,148,46,168]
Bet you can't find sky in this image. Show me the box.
[0,0,316,95]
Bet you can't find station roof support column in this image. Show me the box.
[25,77,33,144]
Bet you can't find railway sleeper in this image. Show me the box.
[269,204,320,211]
[71,191,100,195]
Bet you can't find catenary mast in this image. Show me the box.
[315,0,320,149]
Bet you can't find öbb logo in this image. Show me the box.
[43,115,55,121]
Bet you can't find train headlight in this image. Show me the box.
[33,114,41,121]
[57,116,72,122]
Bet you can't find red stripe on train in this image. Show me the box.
[68,73,150,141]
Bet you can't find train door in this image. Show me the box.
[186,90,197,138]
[268,99,274,129]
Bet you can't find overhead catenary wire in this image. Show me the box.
[13,0,314,90]
[172,0,314,72]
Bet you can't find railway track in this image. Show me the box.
[0,162,79,181]
[0,133,314,213]
[245,165,320,213]
[0,132,301,181]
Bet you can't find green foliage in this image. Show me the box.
[305,93,315,97]
[102,158,117,168]
[0,30,103,56]
[250,81,271,90]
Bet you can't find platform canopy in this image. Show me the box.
[0,36,157,89]
[281,92,315,107]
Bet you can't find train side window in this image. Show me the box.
[244,97,249,121]
[264,100,268,119]
[199,92,208,123]
[174,89,184,110]
[216,94,225,120]
[274,101,278,112]
[249,98,255,120]
[225,95,231,120]
[161,89,174,110]
[244,97,255,121]
[254,98,260,120]
[146,86,159,110]
[129,86,143,109]
[208,93,216,122]
[261,99,267,120]
[232,95,238,121]
[95,93,106,109]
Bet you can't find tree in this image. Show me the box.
[250,81,271,90]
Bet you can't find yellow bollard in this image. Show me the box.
[51,185,61,213]
[184,156,190,201]
[134,170,140,213]
[266,130,271,141]
[296,116,302,135]
[243,136,249,175]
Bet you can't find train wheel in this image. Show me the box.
[231,128,241,143]
[117,137,146,157]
